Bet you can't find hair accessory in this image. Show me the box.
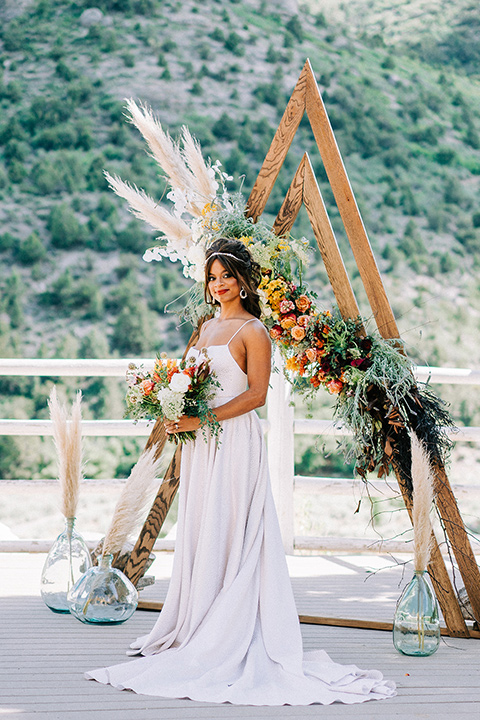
[208,251,248,264]
[240,287,247,299]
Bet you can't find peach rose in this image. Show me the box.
[291,325,306,341]
[297,314,312,327]
[305,347,317,362]
[296,294,311,312]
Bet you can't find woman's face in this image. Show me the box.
[207,259,241,304]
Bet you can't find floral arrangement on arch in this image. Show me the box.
[106,100,454,490]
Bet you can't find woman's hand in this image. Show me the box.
[164,415,201,435]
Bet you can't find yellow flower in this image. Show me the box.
[286,357,300,372]
[238,235,253,246]
[201,202,218,216]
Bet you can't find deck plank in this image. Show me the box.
[1,552,479,719]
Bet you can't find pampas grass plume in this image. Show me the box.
[411,431,435,572]
[48,387,83,519]
[103,447,162,557]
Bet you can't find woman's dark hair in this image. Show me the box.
[204,237,262,318]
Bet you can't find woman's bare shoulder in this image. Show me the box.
[244,318,270,343]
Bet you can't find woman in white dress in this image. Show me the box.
[86,238,396,705]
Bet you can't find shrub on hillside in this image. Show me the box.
[16,233,47,265]
[47,203,85,248]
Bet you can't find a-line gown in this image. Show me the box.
[86,319,396,705]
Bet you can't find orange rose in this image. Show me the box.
[305,347,317,362]
[140,379,154,396]
[327,379,344,394]
[269,325,283,340]
[280,313,297,330]
[291,325,306,341]
[296,294,311,312]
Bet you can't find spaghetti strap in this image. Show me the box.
[227,318,256,346]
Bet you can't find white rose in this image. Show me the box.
[169,372,191,393]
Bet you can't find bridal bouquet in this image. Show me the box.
[125,353,221,444]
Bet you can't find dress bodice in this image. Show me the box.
[187,345,247,408]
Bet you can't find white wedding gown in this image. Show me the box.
[86,320,396,705]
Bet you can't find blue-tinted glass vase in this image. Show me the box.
[393,571,440,656]
[40,517,92,613]
[67,553,138,624]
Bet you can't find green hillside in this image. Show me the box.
[1,0,480,482]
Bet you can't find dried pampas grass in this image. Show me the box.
[48,387,83,519]
[124,100,217,218]
[104,172,192,241]
[410,431,435,572]
[181,125,218,204]
[103,447,162,557]
[125,99,193,196]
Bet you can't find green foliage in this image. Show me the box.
[47,203,85,248]
[285,15,304,42]
[224,31,245,56]
[212,112,237,141]
[16,233,47,265]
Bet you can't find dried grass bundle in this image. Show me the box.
[181,125,218,204]
[410,431,435,572]
[125,99,216,218]
[103,447,162,557]
[125,99,193,196]
[105,172,192,242]
[48,387,83,519]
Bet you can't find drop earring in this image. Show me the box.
[240,287,247,299]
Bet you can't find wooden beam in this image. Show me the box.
[136,601,479,639]
[123,320,208,585]
[272,155,306,237]
[303,60,399,339]
[432,461,480,624]
[246,63,307,222]
[302,153,361,322]
[124,445,181,586]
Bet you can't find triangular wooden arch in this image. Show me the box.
[125,60,480,638]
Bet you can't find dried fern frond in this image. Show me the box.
[48,387,83,519]
[105,172,191,242]
[181,125,218,208]
[411,431,435,572]
[125,99,194,195]
[103,447,162,557]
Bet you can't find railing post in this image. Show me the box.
[267,350,295,553]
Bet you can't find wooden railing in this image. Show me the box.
[0,357,479,554]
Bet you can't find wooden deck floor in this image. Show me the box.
[1,552,479,719]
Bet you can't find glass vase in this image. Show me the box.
[40,517,92,613]
[393,571,440,656]
[67,553,138,624]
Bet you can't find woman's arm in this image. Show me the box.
[165,322,271,434]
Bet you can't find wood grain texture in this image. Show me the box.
[272,155,306,237]
[125,318,210,586]
[432,460,480,624]
[304,60,399,339]
[302,154,361,323]
[124,445,182,586]
[246,62,308,222]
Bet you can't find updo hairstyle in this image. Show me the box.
[204,238,262,319]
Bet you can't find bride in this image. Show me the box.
[86,237,396,706]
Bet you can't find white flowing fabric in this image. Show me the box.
[86,321,396,705]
